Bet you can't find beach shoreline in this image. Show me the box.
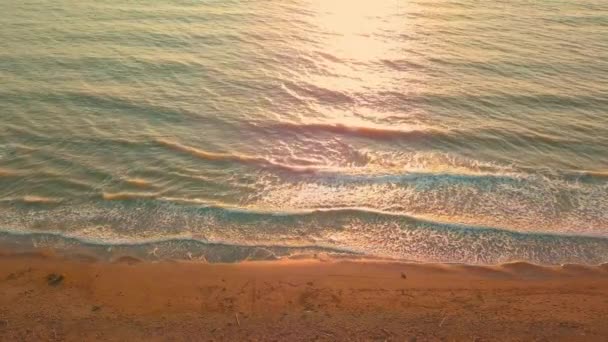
[1,250,607,341]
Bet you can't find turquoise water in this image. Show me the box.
[1,0,607,264]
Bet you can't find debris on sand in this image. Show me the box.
[46,273,64,286]
[401,272,407,279]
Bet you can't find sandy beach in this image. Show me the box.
[1,252,607,341]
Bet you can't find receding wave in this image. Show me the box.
[1,199,607,265]
[257,165,608,235]
[0,229,354,263]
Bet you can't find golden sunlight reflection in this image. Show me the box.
[291,0,427,132]
[309,0,403,61]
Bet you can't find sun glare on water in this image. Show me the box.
[293,1,420,128]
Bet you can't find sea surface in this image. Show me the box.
[1,0,607,264]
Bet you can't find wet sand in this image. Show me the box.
[1,252,607,341]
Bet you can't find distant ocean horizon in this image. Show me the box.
[1,0,607,264]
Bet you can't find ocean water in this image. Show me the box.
[1,0,607,264]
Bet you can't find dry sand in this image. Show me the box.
[1,251,607,341]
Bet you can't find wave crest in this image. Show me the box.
[156,138,329,173]
[271,122,444,140]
